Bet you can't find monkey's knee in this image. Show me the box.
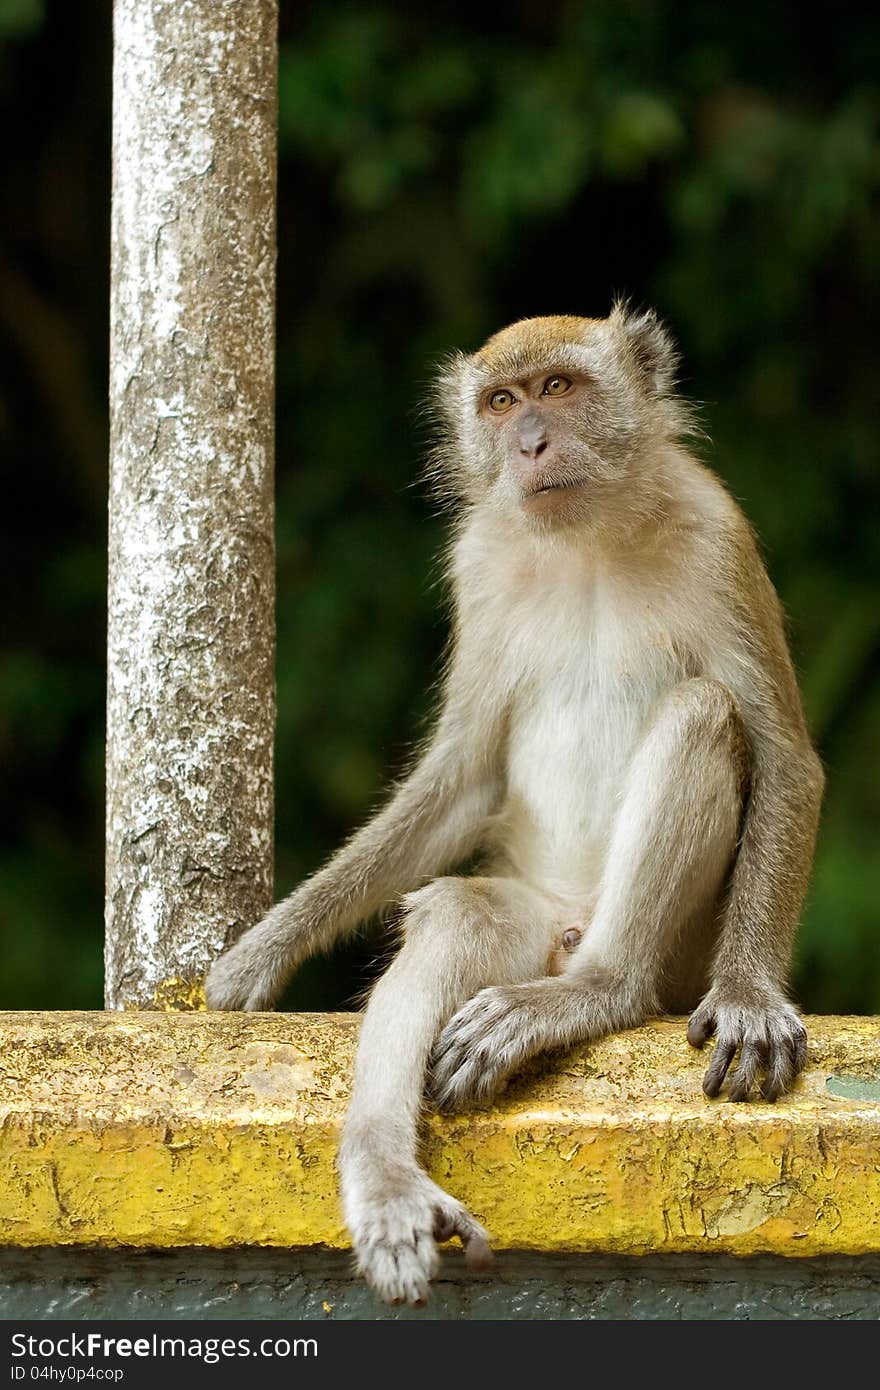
[402,877,484,934]
[399,876,549,984]
[397,878,495,961]
[662,678,750,792]
[403,876,477,915]
[665,676,742,736]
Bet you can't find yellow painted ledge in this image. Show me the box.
[1,1012,879,1257]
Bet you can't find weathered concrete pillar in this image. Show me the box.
[106,0,278,1009]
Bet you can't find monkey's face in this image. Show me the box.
[475,364,611,524]
[433,307,685,530]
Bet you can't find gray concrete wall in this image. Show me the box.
[2,1249,879,1320]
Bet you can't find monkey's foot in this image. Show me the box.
[430,979,648,1111]
[345,1173,491,1306]
[430,980,581,1110]
[687,987,808,1102]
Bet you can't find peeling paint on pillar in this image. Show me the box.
[106,1,278,1008]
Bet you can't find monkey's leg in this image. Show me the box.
[339,875,557,1306]
[431,677,771,1108]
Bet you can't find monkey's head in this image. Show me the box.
[431,303,691,531]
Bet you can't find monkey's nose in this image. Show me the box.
[519,437,548,460]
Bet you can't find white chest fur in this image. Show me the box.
[495,561,692,899]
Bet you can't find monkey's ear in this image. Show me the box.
[610,300,679,397]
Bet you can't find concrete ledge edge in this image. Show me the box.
[1,1011,878,1256]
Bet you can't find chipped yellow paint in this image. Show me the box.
[150,977,207,1012]
[1,1013,879,1255]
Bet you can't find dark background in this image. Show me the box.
[1,1,878,1012]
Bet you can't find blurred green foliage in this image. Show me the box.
[0,2,877,1012]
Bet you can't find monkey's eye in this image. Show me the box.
[542,375,572,397]
[488,390,515,413]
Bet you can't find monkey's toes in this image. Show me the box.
[430,989,527,1111]
[359,1228,437,1307]
[430,1051,504,1112]
[350,1183,490,1305]
[434,1201,493,1273]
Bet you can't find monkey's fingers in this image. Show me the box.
[761,1028,808,1102]
[696,1006,807,1101]
[760,1045,795,1103]
[205,920,294,1012]
[727,1039,769,1102]
[686,1011,716,1048]
[701,1039,737,1097]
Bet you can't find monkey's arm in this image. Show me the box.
[687,624,824,1095]
[205,638,506,1011]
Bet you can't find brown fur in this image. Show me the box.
[206,305,824,1306]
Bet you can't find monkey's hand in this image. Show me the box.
[342,1163,491,1306]
[204,895,312,1011]
[687,986,808,1102]
[430,978,645,1112]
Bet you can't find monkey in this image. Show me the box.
[205,303,824,1306]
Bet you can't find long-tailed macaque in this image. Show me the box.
[206,305,824,1305]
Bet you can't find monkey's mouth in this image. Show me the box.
[523,478,585,500]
